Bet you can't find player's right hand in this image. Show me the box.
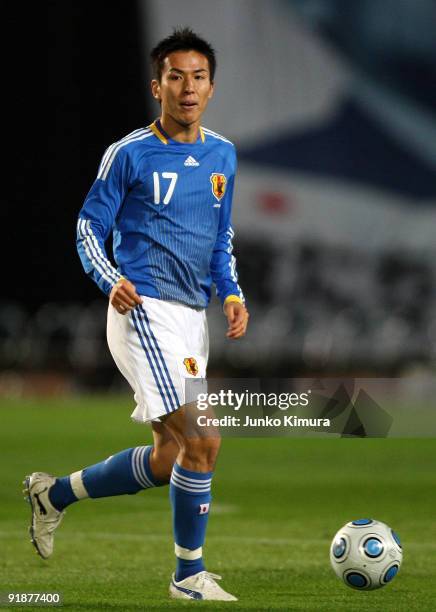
[109,277,142,315]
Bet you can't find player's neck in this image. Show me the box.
[159,115,200,144]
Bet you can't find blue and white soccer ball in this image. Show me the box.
[330,519,402,590]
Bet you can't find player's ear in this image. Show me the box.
[208,81,214,100]
[151,79,161,101]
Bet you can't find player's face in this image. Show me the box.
[152,50,214,129]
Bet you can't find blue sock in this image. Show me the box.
[49,445,163,511]
[170,462,213,581]
[48,476,77,510]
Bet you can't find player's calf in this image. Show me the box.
[164,408,224,586]
[179,436,221,472]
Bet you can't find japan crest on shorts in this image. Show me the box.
[183,357,199,376]
[210,173,227,201]
[199,503,210,515]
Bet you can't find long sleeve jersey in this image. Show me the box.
[77,119,244,308]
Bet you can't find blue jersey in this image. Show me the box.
[76,120,244,308]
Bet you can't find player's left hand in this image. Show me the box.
[224,301,249,339]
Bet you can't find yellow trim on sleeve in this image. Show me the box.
[223,295,243,307]
[149,121,168,144]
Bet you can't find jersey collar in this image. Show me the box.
[149,119,205,145]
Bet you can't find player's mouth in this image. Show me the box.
[180,102,198,110]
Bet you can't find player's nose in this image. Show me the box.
[183,77,195,93]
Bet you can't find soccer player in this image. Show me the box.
[24,28,249,602]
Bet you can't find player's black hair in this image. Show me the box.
[150,27,216,82]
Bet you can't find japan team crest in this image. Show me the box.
[183,357,199,376]
[210,173,227,201]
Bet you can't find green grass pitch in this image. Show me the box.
[1,396,435,611]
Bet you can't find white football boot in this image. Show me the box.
[23,472,65,559]
[169,571,237,601]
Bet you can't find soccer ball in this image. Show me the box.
[330,518,402,590]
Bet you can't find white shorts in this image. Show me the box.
[107,296,209,424]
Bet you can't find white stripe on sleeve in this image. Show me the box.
[77,219,120,286]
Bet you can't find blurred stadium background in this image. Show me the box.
[3,0,436,398]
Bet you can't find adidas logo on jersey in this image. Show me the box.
[184,156,200,167]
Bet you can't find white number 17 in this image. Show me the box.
[153,172,178,205]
